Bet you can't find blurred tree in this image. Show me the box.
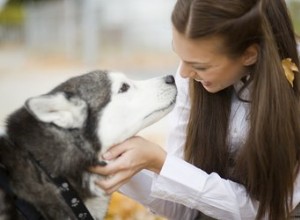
[0,0,56,25]
[7,0,57,4]
[287,0,300,35]
[0,1,23,26]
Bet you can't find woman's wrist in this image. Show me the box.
[148,145,167,174]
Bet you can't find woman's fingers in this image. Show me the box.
[89,153,133,176]
[89,163,118,176]
[96,178,126,194]
[102,140,131,160]
[88,136,161,193]
[88,165,110,175]
[96,170,133,194]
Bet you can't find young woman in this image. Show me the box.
[91,0,300,219]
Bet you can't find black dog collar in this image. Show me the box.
[28,153,95,220]
[0,165,44,220]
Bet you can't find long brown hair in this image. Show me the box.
[171,0,300,219]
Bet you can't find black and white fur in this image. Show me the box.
[0,70,177,220]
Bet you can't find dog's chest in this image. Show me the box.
[85,196,111,220]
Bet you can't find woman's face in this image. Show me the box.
[172,28,252,93]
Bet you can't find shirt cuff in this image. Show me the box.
[151,155,209,208]
[120,169,156,206]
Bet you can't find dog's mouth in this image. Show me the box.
[144,98,176,120]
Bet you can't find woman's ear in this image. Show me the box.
[242,44,259,66]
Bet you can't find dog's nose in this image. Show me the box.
[164,75,175,85]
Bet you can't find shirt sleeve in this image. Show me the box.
[119,169,199,220]
[151,156,300,220]
[151,155,259,220]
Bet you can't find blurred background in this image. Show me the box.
[0,0,299,219]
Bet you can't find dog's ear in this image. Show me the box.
[25,92,87,129]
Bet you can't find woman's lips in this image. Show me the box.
[194,78,212,87]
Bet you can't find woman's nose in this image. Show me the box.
[179,62,190,78]
[178,62,195,79]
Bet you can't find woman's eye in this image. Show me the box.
[194,66,207,71]
[118,83,130,93]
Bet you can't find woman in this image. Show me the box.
[91,0,300,219]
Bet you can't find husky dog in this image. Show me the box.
[0,70,177,220]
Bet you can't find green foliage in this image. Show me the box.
[7,0,52,3]
[0,5,24,25]
[287,1,300,35]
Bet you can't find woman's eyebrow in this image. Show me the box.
[183,60,210,65]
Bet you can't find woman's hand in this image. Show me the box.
[89,136,167,194]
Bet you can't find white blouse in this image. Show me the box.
[119,72,300,220]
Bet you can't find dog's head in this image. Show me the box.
[24,70,177,153]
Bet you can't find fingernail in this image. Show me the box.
[103,152,112,160]
[96,161,107,166]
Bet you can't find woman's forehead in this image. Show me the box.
[172,28,225,64]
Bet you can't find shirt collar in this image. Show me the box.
[233,75,252,101]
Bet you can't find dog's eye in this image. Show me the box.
[118,83,130,93]
[64,91,74,99]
